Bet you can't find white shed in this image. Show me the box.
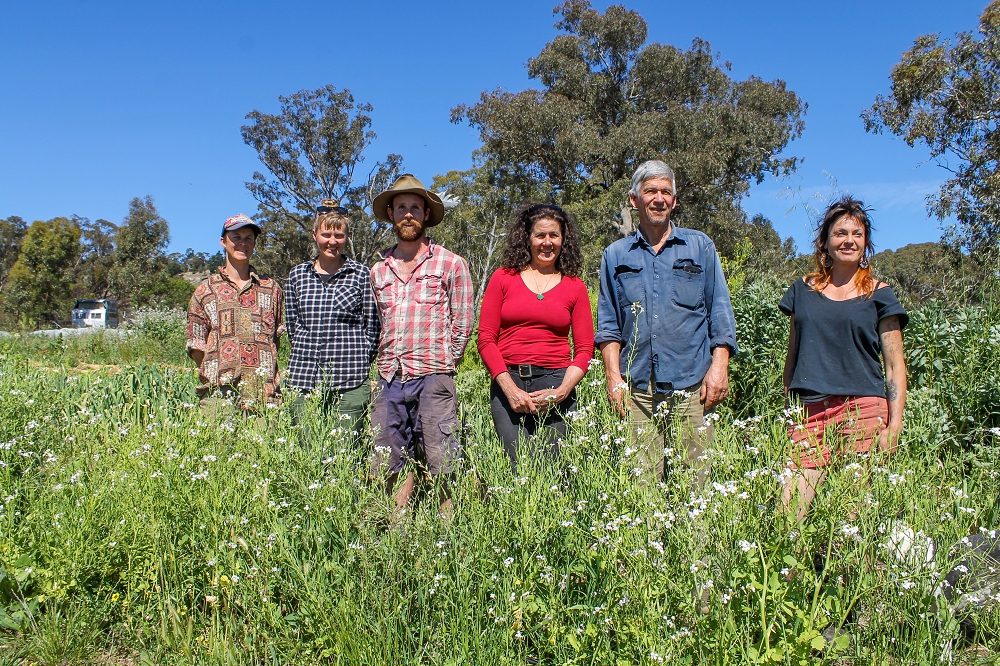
[72,299,119,329]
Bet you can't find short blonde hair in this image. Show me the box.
[313,199,350,234]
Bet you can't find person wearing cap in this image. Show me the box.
[186,214,284,411]
[369,174,474,517]
[284,200,381,442]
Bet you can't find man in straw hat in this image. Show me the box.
[186,213,284,412]
[369,174,474,518]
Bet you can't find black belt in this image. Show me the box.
[508,364,560,378]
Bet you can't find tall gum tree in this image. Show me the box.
[863,0,1000,263]
[3,218,81,328]
[451,0,805,268]
[241,86,403,278]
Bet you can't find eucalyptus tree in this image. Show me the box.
[241,86,403,278]
[0,215,26,296]
[3,218,81,327]
[452,0,804,267]
[72,215,118,299]
[863,0,1000,262]
[107,196,170,305]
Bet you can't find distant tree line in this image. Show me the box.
[5,1,996,329]
[239,0,993,308]
[0,197,223,330]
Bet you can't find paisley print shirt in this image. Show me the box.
[186,267,285,406]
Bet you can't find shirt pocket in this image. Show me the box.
[329,282,362,315]
[416,274,444,305]
[615,266,645,305]
[374,278,396,311]
[671,259,704,309]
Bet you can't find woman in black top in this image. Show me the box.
[779,196,907,520]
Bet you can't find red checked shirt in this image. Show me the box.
[371,240,474,382]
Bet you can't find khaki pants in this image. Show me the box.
[629,380,713,487]
[289,382,372,448]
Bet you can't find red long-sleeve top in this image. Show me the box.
[477,268,594,379]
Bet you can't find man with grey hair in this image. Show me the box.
[595,159,737,486]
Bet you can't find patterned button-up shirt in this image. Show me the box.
[371,240,474,381]
[186,267,285,405]
[284,258,380,392]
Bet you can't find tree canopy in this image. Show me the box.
[452,0,805,263]
[3,218,81,327]
[0,216,27,296]
[107,196,171,305]
[863,0,1000,261]
[241,86,403,277]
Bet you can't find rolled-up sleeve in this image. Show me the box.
[705,247,738,356]
[594,249,623,347]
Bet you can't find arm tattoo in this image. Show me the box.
[886,379,899,403]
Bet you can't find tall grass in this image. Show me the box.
[1,285,999,664]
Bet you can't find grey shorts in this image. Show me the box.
[370,373,461,476]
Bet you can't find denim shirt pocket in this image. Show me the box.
[615,265,645,308]
[671,259,704,309]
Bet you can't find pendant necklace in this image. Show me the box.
[530,269,556,300]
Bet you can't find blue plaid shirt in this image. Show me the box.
[595,227,737,392]
[284,258,380,392]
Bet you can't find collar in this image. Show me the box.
[218,265,260,285]
[310,256,357,278]
[631,226,687,252]
[380,237,437,263]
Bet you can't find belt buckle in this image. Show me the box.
[517,364,532,378]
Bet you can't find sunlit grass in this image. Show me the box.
[1,334,998,664]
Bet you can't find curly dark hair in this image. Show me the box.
[499,203,584,277]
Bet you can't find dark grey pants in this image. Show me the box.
[490,367,576,472]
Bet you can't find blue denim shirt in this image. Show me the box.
[595,227,738,392]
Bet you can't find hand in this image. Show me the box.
[878,423,901,455]
[700,356,729,410]
[501,382,537,415]
[527,386,566,414]
[606,376,628,419]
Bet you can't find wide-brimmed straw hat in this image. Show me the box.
[373,174,445,227]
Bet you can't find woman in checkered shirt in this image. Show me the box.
[284,201,381,443]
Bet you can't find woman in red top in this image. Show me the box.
[477,203,594,471]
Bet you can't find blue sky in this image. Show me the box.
[0,1,987,256]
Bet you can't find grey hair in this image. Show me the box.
[630,160,676,199]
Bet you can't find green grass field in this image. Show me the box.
[1,288,999,664]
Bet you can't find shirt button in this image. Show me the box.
[652,335,657,339]
[823,400,830,406]
[654,315,658,318]
[654,274,659,279]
